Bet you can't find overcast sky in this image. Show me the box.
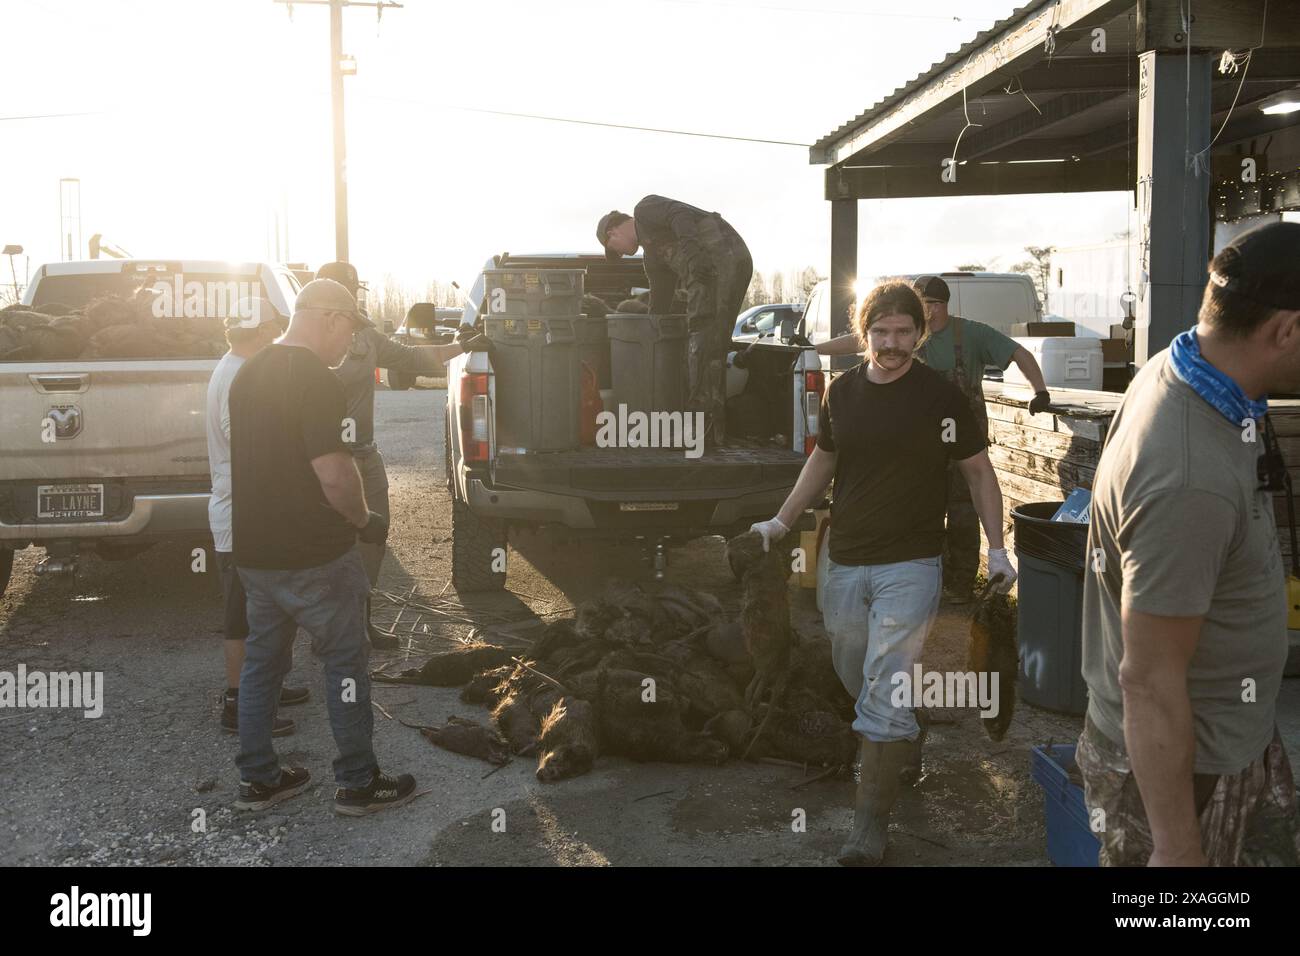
[3,0,1133,295]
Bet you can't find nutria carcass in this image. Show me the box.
[536,697,600,782]
[724,531,794,711]
[966,579,1019,742]
[398,715,510,766]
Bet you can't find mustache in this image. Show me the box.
[876,349,911,358]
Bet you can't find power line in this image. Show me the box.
[360,92,810,145]
[0,110,103,122]
[653,0,1001,21]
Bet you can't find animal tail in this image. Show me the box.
[741,670,789,761]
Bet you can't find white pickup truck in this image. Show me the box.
[0,259,301,596]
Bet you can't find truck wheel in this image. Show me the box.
[0,549,13,598]
[451,494,506,592]
[388,371,412,391]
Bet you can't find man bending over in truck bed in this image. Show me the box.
[597,196,752,444]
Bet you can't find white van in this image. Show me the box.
[800,272,1042,369]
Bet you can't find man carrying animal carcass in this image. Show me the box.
[750,279,1015,866]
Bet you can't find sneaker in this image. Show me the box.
[234,766,311,811]
[368,622,399,650]
[279,685,310,706]
[334,769,417,816]
[221,696,296,737]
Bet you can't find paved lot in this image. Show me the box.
[3,388,1297,866]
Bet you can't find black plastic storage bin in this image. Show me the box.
[606,313,687,415]
[482,269,584,318]
[574,314,611,390]
[1012,500,1091,715]
[483,316,581,453]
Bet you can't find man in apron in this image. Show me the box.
[912,276,1051,603]
[317,262,488,647]
[597,196,753,444]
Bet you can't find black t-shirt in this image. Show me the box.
[230,344,356,570]
[817,360,985,566]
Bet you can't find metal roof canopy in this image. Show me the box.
[811,0,1300,365]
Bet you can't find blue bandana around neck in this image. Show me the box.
[1168,329,1268,425]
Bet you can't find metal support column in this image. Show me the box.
[829,198,857,342]
[1134,49,1212,366]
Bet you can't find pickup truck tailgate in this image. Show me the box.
[0,360,216,481]
[495,446,806,496]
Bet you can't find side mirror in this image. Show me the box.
[778,317,795,342]
[740,321,757,334]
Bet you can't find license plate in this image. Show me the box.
[37,483,104,519]
[619,502,679,512]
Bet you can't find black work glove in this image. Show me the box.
[357,511,389,544]
[1029,390,1052,414]
[788,332,813,347]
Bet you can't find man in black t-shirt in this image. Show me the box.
[749,280,1015,866]
[229,278,416,816]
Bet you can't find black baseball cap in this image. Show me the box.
[912,275,950,303]
[1208,222,1300,310]
[316,261,359,297]
[596,211,631,261]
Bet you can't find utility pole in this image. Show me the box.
[275,0,402,263]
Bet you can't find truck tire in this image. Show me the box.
[450,493,506,592]
[0,548,12,598]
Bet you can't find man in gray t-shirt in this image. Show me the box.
[1078,222,1300,867]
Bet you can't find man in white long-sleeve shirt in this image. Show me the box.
[205,296,303,735]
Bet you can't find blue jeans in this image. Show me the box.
[822,554,943,741]
[236,547,378,788]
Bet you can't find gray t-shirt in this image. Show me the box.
[1082,351,1288,775]
[204,351,245,553]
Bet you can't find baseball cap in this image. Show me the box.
[295,278,367,328]
[316,261,359,297]
[912,275,950,303]
[223,296,284,331]
[1208,221,1300,310]
[596,210,631,261]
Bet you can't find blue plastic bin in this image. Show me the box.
[1030,743,1100,867]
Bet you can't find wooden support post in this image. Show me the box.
[829,199,857,343]
[1134,49,1212,367]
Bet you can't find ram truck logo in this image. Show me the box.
[47,405,83,440]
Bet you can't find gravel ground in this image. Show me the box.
[3,388,1297,867]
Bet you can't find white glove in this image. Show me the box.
[986,548,1017,593]
[749,516,790,552]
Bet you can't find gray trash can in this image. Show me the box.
[1012,501,1090,715]
[606,313,687,415]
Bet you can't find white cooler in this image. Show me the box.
[1005,336,1103,391]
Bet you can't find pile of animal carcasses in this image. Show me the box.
[0,294,229,361]
[376,576,856,783]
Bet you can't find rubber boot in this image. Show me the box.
[838,737,910,866]
[899,711,928,787]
